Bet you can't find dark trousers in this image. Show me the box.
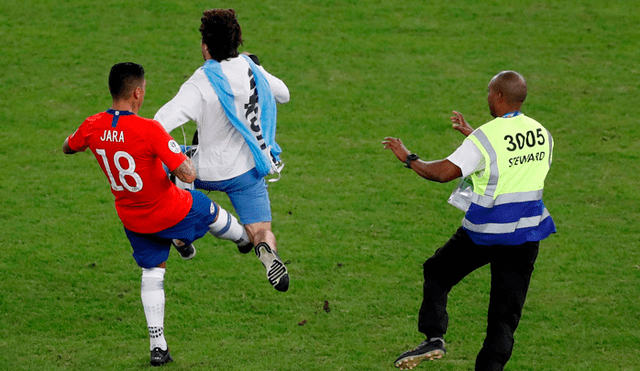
[418,227,539,371]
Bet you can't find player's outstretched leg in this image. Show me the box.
[208,203,253,253]
[141,267,173,366]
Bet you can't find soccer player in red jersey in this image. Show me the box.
[63,62,252,366]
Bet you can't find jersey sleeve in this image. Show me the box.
[447,138,485,177]
[66,119,93,152]
[154,82,203,133]
[148,120,189,172]
[259,65,290,104]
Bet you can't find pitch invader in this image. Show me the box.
[154,9,291,295]
[62,62,286,366]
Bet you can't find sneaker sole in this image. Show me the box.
[394,349,444,369]
[150,355,173,367]
[255,243,289,292]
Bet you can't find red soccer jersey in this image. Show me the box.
[67,109,193,233]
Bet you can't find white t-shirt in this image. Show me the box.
[446,136,485,178]
[154,57,290,181]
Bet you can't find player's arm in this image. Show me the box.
[170,157,196,183]
[64,122,92,154]
[382,137,462,183]
[151,120,197,183]
[62,137,77,154]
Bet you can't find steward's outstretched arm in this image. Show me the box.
[382,137,461,183]
[409,158,461,183]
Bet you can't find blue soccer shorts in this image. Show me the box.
[125,190,217,268]
[195,167,271,225]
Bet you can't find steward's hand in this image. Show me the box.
[382,137,410,163]
[451,111,474,137]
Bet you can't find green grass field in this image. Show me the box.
[1,0,639,370]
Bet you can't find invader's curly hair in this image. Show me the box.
[200,9,243,62]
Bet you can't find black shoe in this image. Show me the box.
[172,240,196,260]
[237,241,254,254]
[394,338,445,369]
[255,243,289,292]
[150,347,173,366]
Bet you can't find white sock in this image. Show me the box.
[141,267,167,351]
[209,207,251,246]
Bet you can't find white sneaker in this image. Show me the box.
[254,243,289,292]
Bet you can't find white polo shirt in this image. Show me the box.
[154,57,290,181]
[447,136,485,177]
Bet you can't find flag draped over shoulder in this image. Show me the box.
[201,55,281,177]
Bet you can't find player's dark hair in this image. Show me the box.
[109,62,145,100]
[200,9,243,62]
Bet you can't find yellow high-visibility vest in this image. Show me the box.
[463,113,556,245]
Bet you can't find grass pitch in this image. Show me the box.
[1,0,639,370]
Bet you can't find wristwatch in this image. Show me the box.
[405,153,419,168]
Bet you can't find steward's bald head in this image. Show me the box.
[489,71,527,105]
